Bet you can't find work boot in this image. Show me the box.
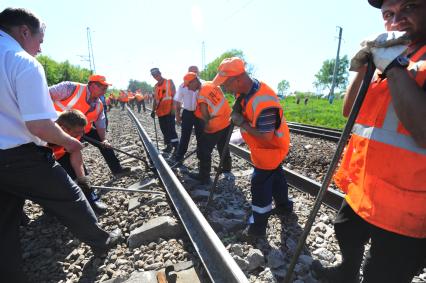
[311,260,360,283]
[238,225,266,243]
[90,199,108,215]
[162,144,174,154]
[186,171,211,185]
[113,167,132,178]
[92,228,123,257]
[272,200,294,215]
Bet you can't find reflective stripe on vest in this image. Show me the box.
[54,84,85,111]
[334,45,426,238]
[198,94,225,117]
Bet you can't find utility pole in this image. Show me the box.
[86,27,96,73]
[328,26,342,104]
[201,41,206,71]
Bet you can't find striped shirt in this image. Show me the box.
[244,79,279,133]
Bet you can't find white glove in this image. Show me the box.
[350,31,410,72]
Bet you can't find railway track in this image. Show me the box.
[19,107,425,283]
[287,122,342,142]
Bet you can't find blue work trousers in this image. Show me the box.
[158,113,178,146]
[176,110,202,159]
[249,165,291,234]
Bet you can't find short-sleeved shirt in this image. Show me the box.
[0,30,58,149]
[174,83,198,111]
[49,81,106,129]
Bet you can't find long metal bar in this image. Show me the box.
[127,109,248,283]
[92,185,164,195]
[284,60,376,283]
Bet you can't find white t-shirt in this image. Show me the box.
[174,83,198,111]
[0,30,58,149]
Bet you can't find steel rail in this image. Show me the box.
[287,122,342,142]
[228,143,344,210]
[127,109,249,283]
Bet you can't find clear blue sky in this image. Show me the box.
[1,0,384,93]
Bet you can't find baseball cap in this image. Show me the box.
[88,74,111,85]
[368,0,382,8]
[212,57,245,86]
[150,68,161,75]
[183,72,197,86]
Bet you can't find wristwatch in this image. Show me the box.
[384,55,409,75]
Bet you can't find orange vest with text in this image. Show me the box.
[240,82,290,170]
[154,79,173,117]
[194,82,231,133]
[334,46,426,238]
[54,84,103,134]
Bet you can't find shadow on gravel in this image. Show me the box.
[21,212,78,283]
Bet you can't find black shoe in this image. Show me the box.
[169,155,183,167]
[238,226,266,243]
[272,200,294,215]
[92,228,123,257]
[90,200,108,215]
[186,171,211,185]
[311,260,359,283]
[113,167,132,178]
[162,144,173,154]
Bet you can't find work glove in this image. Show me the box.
[75,176,92,192]
[101,139,112,149]
[231,111,245,127]
[350,31,410,72]
[150,111,155,119]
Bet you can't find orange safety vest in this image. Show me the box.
[119,92,129,102]
[135,93,144,102]
[194,82,231,133]
[239,82,290,170]
[334,46,426,238]
[154,79,173,117]
[54,84,103,134]
[51,144,66,160]
[128,92,135,101]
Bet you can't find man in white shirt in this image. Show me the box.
[0,8,121,282]
[172,66,204,164]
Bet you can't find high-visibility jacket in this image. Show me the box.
[119,92,128,102]
[135,93,144,102]
[51,144,66,160]
[54,84,103,134]
[154,79,173,117]
[334,46,426,238]
[194,82,231,133]
[128,92,135,101]
[239,81,290,170]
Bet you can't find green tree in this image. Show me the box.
[313,55,349,93]
[200,49,253,81]
[127,79,153,93]
[37,55,92,86]
[277,80,290,97]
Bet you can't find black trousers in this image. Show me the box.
[334,200,426,283]
[56,153,99,202]
[158,113,178,146]
[197,123,232,179]
[84,128,123,174]
[136,100,146,113]
[0,143,109,283]
[120,101,126,111]
[175,110,203,159]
